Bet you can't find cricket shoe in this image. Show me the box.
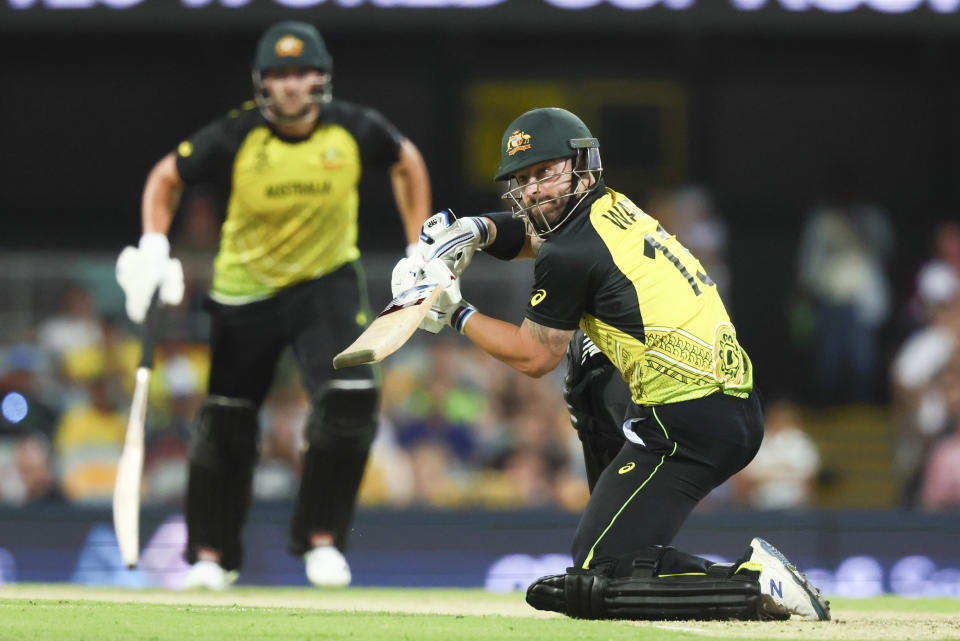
[183,560,238,590]
[305,545,351,587]
[747,538,830,621]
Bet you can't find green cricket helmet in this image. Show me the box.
[495,108,602,237]
[252,21,333,123]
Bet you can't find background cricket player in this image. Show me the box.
[393,108,830,621]
[115,21,431,589]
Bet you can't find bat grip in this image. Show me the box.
[139,293,160,370]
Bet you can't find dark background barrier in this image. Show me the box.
[5,13,960,396]
[1,505,957,596]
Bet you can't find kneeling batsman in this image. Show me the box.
[391,213,830,622]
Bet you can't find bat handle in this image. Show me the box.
[139,293,160,369]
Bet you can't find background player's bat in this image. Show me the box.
[334,283,443,369]
[112,299,158,569]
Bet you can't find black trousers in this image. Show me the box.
[185,261,378,568]
[571,392,764,571]
[205,261,376,403]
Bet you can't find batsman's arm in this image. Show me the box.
[390,139,432,247]
[477,212,539,260]
[117,152,187,324]
[459,312,574,378]
[142,151,185,236]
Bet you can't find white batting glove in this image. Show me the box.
[414,258,469,334]
[116,233,185,324]
[417,210,489,278]
[390,254,425,298]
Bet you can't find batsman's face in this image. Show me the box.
[262,67,326,119]
[512,157,576,224]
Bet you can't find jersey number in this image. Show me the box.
[643,229,714,296]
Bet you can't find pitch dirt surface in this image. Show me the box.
[2,584,958,641]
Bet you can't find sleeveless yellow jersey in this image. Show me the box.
[524,185,753,406]
[175,100,403,304]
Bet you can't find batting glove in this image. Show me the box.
[116,233,185,324]
[390,254,426,298]
[415,258,473,334]
[417,210,489,277]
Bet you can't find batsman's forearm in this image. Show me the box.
[391,139,432,246]
[479,213,536,260]
[461,312,556,378]
[141,152,184,236]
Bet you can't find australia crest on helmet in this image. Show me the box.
[506,130,532,156]
[275,35,305,58]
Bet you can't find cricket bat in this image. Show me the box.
[113,301,158,569]
[333,283,443,369]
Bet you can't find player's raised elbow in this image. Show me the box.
[516,353,563,378]
[513,321,569,378]
[523,364,554,378]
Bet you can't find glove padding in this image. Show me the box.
[416,210,488,277]
[390,254,425,299]
[116,233,185,324]
[419,259,477,334]
[390,256,472,334]
[419,259,466,334]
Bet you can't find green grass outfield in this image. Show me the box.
[0,585,957,641]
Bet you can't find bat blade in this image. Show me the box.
[113,366,149,569]
[334,283,443,369]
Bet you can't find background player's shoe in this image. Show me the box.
[305,545,351,587]
[748,538,830,621]
[183,560,238,590]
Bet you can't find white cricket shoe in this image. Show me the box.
[183,560,238,591]
[749,538,830,621]
[305,545,351,587]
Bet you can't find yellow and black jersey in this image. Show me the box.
[525,184,753,406]
[175,99,403,304]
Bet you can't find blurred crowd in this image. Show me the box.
[1,185,958,513]
[889,222,960,510]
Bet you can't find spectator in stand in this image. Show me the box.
[890,264,960,506]
[0,344,59,439]
[0,432,60,505]
[932,221,960,273]
[670,186,732,303]
[15,434,60,504]
[904,223,960,330]
[37,286,103,361]
[53,373,127,503]
[919,359,960,510]
[735,399,821,509]
[396,377,476,470]
[795,167,894,404]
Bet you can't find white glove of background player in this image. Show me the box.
[116,233,185,324]
[416,210,488,278]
